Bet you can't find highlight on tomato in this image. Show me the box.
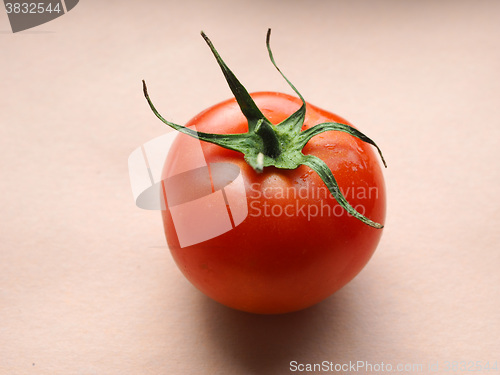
[142,30,387,314]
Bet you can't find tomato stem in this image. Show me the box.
[142,30,387,229]
[254,119,281,158]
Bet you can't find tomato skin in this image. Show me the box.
[161,92,386,314]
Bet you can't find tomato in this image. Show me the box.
[160,92,385,314]
[144,30,386,314]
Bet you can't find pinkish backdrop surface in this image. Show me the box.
[1,1,499,374]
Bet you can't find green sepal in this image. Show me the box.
[142,80,257,153]
[298,122,387,167]
[201,31,271,133]
[301,155,384,229]
[265,29,306,136]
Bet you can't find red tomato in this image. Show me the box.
[161,92,386,314]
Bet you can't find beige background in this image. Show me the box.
[1,1,499,374]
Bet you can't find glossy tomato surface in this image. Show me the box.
[161,92,386,314]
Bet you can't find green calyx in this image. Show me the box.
[142,29,387,229]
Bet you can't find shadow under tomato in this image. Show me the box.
[199,289,360,375]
